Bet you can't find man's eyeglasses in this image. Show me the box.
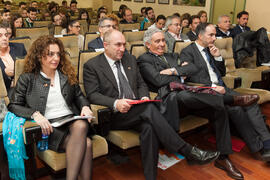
[100,24,117,29]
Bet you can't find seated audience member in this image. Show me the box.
[10,14,23,38]
[19,9,28,18]
[148,14,166,30]
[198,10,207,23]
[96,10,107,24]
[164,15,189,53]
[180,15,190,29]
[83,29,220,180]
[18,2,27,12]
[1,9,11,22]
[48,13,63,35]
[140,7,155,30]
[231,11,250,38]
[216,15,233,38]
[69,0,79,16]
[4,1,12,10]
[173,12,181,17]
[179,23,270,163]
[48,1,59,15]
[78,9,91,27]
[67,20,84,50]
[25,7,37,27]
[107,14,120,30]
[120,8,136,24]
[98,6,108,14]
[137,28,266,180]
[117,4,127,19]
[0,24,27,92]
[140,7,146,18]
[88,17,116,52]
[186,15,200,41]
[8,35,94,180]
[30,1,40,14]
[62,0,68,9]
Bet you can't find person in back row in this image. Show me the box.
[120,8,136,24]
[231,11,251,38]
[140,7,155,30]
[148,14,166,31]
[25,7,38,27]
[83,29,220,180]
[164,15,189,53]
[88,17,117,52]
[216,15,233,38]
[186,15,200,41]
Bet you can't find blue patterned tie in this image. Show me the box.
[203,48,224,86]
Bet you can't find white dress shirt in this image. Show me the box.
[195,42,223,86]
[41,70,73,119]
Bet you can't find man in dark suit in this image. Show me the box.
[164,15,189,53]
[137,28,267,180]
[83,29,220,180]
[186,15,200,41]
[119,8,136,24]
[216,15,233,38]
[231,11,251,38]
[179,23,270,171]
[87,17,116,52]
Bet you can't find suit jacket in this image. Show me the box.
[186,30,197,41]
[83,53,149,109]
[120,19,136,24]
[179,43,226,86]
[8,71,89,119]
[231,25,251,38]
[0,43,27,91]
[165,31,189,53]
[216,27,233,38]
[87,37,104,52]
[137,52,189,95]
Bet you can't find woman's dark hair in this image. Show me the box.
[156,14,166,22]
[10,13,23,38]
[24,35,78,85]
[78,9,91,25]
[67,19,78,33]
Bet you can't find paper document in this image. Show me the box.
[158,150,185,170]
[51,116,94,127]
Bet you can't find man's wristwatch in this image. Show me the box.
[170,68,176,74]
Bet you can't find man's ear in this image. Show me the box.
[103,41,108,49]
[145,42,151,50]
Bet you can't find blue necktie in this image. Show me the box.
[203,48,224,86]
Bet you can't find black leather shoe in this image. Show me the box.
[231,94,259,107]
[214,158,244,180]
[261,149,270,162]
[186,147,220,165]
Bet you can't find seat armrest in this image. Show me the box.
[222,75,242,89]
[90,104,112,137]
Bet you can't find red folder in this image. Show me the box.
[127,99,161,105]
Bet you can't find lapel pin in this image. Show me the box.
[44,83,48,87]
[128,67,131,70]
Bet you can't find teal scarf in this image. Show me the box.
[3,112,28,180]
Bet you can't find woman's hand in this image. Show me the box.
[81,106,93,123]
[32,112,53,136]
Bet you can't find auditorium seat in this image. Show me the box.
[16,27,49,43]
[123,30,145,51]
[119,23,140,32]
[33,20,52,27]
[89,24,99,33]
[54,25,63,35]
[14,59,108,175]
[83,32,100,50]
[77,19,89,36]
[9,36,31,51]
[57,35,80,70]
